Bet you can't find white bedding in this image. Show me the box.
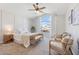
[14,33,30,48]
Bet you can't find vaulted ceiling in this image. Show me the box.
[0,3,71,18]
[25,3,71,18]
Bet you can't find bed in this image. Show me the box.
[14,32,43,48]
[14,33,30,48]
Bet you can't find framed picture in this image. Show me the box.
[73,6,79,25]
[68,9,73,24]
[69,5,79,25]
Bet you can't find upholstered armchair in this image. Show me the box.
[49,32,73,55]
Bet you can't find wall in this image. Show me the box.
[0,9,1,32]
[14,16,30,33]
[1,9,15,32]
[0,4,30,32]
[0,4,30,43]
[50,14,66,37]
[29,14,66,38]
[29,17,41,32]
[66,3,79,54]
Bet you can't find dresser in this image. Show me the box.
[3,34,13,43]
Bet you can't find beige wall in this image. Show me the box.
[0,4,30,43]
[0,4,30,33]
[53,15,66,34]
[29,14,66,38]
[66,3,79,54]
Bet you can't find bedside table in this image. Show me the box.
[3,34,13,43]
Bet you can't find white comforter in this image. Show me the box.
[14,34,30,48]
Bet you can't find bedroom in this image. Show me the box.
[0,3,79,55]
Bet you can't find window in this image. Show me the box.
[40,15,51,32]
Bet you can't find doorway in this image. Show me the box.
[40,14,52,38]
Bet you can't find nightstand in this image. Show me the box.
[3,34,13,43]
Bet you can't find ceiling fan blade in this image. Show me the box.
[39,10,45,13]
[39,7,46,10]
[28,3,46,13]
[33,4,37,9]
[28,9,35,11]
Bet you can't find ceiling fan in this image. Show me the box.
[28,3,46,13]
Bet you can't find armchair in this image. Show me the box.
[49,32,73,55]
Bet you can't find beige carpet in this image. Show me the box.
[0,32,58,55]
[0,40,49,55]
[0,32,50,55]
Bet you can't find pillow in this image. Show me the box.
[61,38,69,44]
[61,32,71,38]
[56,34,62,38]
[61,35,72,44]
[55,34,62,41]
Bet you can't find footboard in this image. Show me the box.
[30,33,43,45]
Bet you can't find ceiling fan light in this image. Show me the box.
[35,11,39,13]
[36,3,39,5]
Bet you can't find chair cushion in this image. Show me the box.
[50,41,63,50]
[50,41,65,54]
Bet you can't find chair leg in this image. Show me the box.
[49,48,51,55]
[69,48,73,55]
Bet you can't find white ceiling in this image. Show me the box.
[25,3,71,18]
[41,3,71,15]
[0,3,71,18]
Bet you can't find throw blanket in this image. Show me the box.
[14,34,30,48]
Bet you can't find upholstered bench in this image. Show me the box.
[30,33,43,45]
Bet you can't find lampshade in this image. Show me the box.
[4,25,14,34]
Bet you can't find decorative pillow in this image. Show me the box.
[61,32,71,38]
[61,35,72,44]
[56,34,62,38]
[61,38,69,44]
[55,34,62,41]
[35,36,42,40]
